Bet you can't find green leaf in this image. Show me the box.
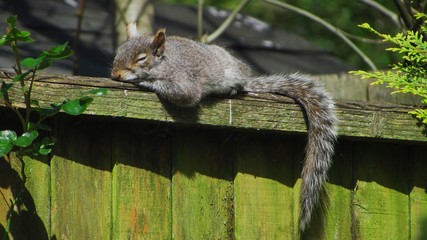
[1,81,13,98]
[0,35,11,45]
[30,99,40,108]
[42,42,72,61]
[14,131,39,147]
[15,30,33,43]
[36,103,62,117]
[82,88,109,96]
[37,124,53,132]
[21,56,45,69]
[12,70,31,82]
[62,97,93,115]
[0,130,17,141]
[6,15,17,28]
[0,130,17,157]
[38,137,55,155]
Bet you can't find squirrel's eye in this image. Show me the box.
[136,53,147,63]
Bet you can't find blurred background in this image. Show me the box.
[0,0,417,77]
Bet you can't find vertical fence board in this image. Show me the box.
[234,134,295,239]
[353,142,410,240]
[0,154,50,239]
[0,113,50,239]
[410,145,427,240]
[51,118,112,239]
[324,142,353,239]
[22,155,51,238]
[172,128,234,239]
[112,123,171,239]
[0,156,15,238]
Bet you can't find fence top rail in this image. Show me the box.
[1,71,426,143]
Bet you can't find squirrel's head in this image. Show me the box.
[111,25,166,82]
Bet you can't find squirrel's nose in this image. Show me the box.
[111,71,121,80]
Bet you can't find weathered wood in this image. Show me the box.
[171,128,234,239]
[324,142,353,239]
[1,72,427,239]
[410,145,427,240]
[21,155,51,239]
[50,117,112,239]
[318,73,372,102]
[318,73,422,105]
[111,123,172,239]
[352,142,410,239]
[234,133,295,239]
[1,72,426,142]
[0,113,50,239]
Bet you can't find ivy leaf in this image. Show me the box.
[42,42,72,61]
[30,99,40,108]
[1,81,13,99]
[6,15,17,28]
[12,70,31,82]
[0,34,11,45]
[36,103,62,117]
[37,123,53,132]
[15,30,33,42]
[37,137,55,155]
[0,130,17,157]
[14,131,39,147]
[21,56,45,69]
[62,97,93,115]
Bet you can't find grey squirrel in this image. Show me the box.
[111,24,338,233]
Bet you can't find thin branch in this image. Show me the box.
[393,0,414,31]
[24,69,37,131]
[358,0,401,27]
[264,0,377,70]
[205,0,252,43]
[73,0,88,75]
[340,30,384,44]
[198,0,205,39]
[3,100,26,131]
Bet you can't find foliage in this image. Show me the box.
[0,15,108,157]
[351,13,427,124]
[164,0,400,69]
[0,15,108,239]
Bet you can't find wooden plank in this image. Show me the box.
[324,142,353,239]
[0,112,50,239]
[111,122,172,239]
[234,133,295,239]
[171,128,234,239]
[0,155,50,240]
[1,72,426,142]
[51,117,112,239]
[410,145,427,240]
[21,155,51,239]
[352,142,410,239]
[318,73,371,102]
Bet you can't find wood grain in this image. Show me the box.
[1,72,426,142]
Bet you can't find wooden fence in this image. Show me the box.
[0,73,426,239]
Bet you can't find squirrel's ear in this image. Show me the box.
[126,22,138,39]
[151,28,166,57]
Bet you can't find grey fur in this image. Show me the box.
[112,29,338,233]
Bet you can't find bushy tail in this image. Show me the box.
[244,73,338,232]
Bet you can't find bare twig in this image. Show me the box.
[358,0,401,27]
[393,0,414,31]
[264,0,377,70]
[73,0,88,75]
[205,0,252,43]
[340,30,384,44]
[198,0,205,39]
